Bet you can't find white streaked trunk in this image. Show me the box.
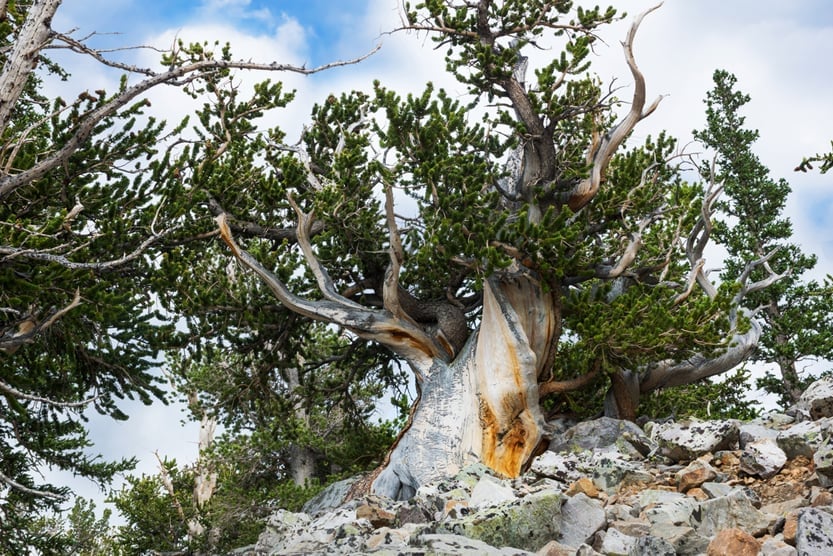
[372,274,556,500]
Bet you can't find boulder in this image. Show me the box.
[652,419,739,461]
[739,438,788,479]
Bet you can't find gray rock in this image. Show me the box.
[595,527,638,556]
[740,438,788,479]
[777,419,825,458]
[795,507,833,555]
[797,377,833,420]
[696,488,774,537]
[549,417,654,458]
[652,419,739,461]
[412,533,535,555]
[436,489,563,552]
[739,422,781,447]
[813,442,833,487]
[470,474,517,508]
[638,489,698,527]
[302,477,359,515]
[700,481,734,499]
[759,537,798,556]
[559,493,606,547]
[627,535,676,556]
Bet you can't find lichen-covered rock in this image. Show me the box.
[696,489,774,538]
[469,474,517,508]
[302,477,359,515]
[549,417,654,458]
[594,527,638,555]
[740,438,787,479]
[652,419,739,461]
[796,377,833,420]
[738,422,781,447]
[436,489,563,552]
[414,533,536,555]
[795,507,833,555]
[813,442,833,487]
[776,419,825,458]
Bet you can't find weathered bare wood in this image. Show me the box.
[561,3,664,211]
[0,0,61,136]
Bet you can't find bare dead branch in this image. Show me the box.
[216,213,447,369]
[562,3,664,211]
[383,183,407,319]
[0,469,64,501]
[288,195,365,310]
[0,228,172,270]
[0,42,380,200]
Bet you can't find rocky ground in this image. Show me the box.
[233,377,833,555]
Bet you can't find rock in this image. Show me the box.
[364,526,411,550]
[813,442,833,487]
[437,489,564,553]
[696,488,775,538]
[739,423,781,447]
[776,420,824,459]
[536,540,578,556]
[759,537,798,556]
[701,481,734,499]
[549,417,653,458]
[627,535,676,556]
[559,493,606,547]
[653,419,739,461]
[302,477,358,515]
[470,474,517,508]
[594,527,638,555]
[676,458,718,492]
[356,503,397,529]
[740,438,788,479]
[706,527,760,556]
[795,507,833,555]
[565,477,601,498]
[416,533,536,555]
[796,377,833,420]
[638,489,698,527]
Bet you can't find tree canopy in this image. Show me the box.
[1,0,831,552]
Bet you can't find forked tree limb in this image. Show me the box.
[216,213,448,371]
[562,3,664,212]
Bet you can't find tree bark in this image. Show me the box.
[371,273,557,500]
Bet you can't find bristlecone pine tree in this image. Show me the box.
[206,2,785,500]
[695,70,833,407]
[0,0,372,549]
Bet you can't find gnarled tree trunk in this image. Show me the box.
[373,274,556,499]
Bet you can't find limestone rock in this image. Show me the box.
[470,474,517,508]
[436,489,563,553]
[812,442,833,487]
[549,417,653,458]
[653,419,739,462]
[795,507,833,555]
[558,493,606,548]
[796,377,833,420]
[740,438,788,479]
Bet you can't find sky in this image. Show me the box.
[43,0,833,520]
